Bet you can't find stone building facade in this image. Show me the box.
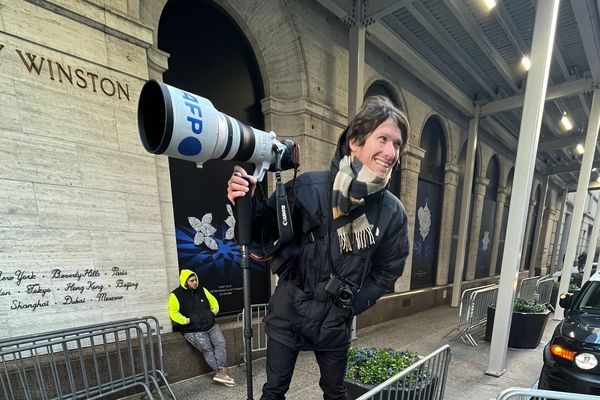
[0,0,578,379]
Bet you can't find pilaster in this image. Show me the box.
[436,163,460,285]
[465,177,490,280]
[146,45,169,81]
[489,186,509,275]
[519,200,537,272]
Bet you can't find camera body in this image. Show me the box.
[325,274,356,309]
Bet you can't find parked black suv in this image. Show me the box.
[539,272,600,395]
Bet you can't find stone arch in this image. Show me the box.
[416,112,452,167]
[480,149,503,182]
[364,77,408,115]
[506,167,515,197]
[140,0,308,99]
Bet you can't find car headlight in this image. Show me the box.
[575,353,598,370]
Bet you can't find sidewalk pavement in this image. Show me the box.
[138,305,559,400]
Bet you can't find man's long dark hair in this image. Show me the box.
[344,95,410,156]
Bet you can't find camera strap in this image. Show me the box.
[262,171,294,256]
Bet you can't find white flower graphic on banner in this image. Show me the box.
[481,231,490,251]
[188,214,218,250]
[417,202,432,241]
[224,204,236,240]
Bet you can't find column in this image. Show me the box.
[582,194,600,283]
[145,46,179,291]
[451,115,479,307]
[395,145,425,292]
[348,7,365,119]
[488,186,508,276]
[436,163,460,285]
[487,0,560,376]
[465,177,489,280]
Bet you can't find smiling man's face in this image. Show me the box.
[349,117,403,177]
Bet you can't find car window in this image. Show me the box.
[576,282,600,312]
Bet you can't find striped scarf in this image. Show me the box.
[332,155,391,252]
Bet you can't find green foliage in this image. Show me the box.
[553,281,580,292]
[513,298,547,313]
[569,283,580,292]
[345,347,428,387]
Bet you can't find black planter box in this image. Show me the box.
[345,376,437,400]
[485,306,550,349]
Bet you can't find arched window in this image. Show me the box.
[364,80,400,106]
[158,0,269,312]
[412,117,446,289]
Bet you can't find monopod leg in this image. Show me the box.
[235,186,254,400]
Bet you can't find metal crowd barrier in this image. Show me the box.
[0,316,175,400]
[534,277,555,310]
[237,303,269,365]
[450,285,498,346]
[447,284,496,339]
[496,387,600,399]
[517,276,540,302]
[355,345,452,400]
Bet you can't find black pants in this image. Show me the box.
[260,337,349,400]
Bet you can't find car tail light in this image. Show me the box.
[551,344,576,361]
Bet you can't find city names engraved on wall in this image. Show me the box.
[0,267,140,312]
[0,40,131,101]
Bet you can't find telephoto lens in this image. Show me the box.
[137,80,299,180]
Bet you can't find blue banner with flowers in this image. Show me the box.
[169,158,270,315]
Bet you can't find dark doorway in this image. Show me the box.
[412,117,446,289]
[158,0,268,314]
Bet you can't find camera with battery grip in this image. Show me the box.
[324,274,357,310]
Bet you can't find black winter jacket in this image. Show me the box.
[169,269,217,333]
[255,133,410,351]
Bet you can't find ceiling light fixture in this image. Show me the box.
[484,0,497,10]
[561,114,573,131]
[521,56,531,71]
[576,144,585,155]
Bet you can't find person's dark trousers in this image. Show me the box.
[314,348,349,400]
[260,337,349,400]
